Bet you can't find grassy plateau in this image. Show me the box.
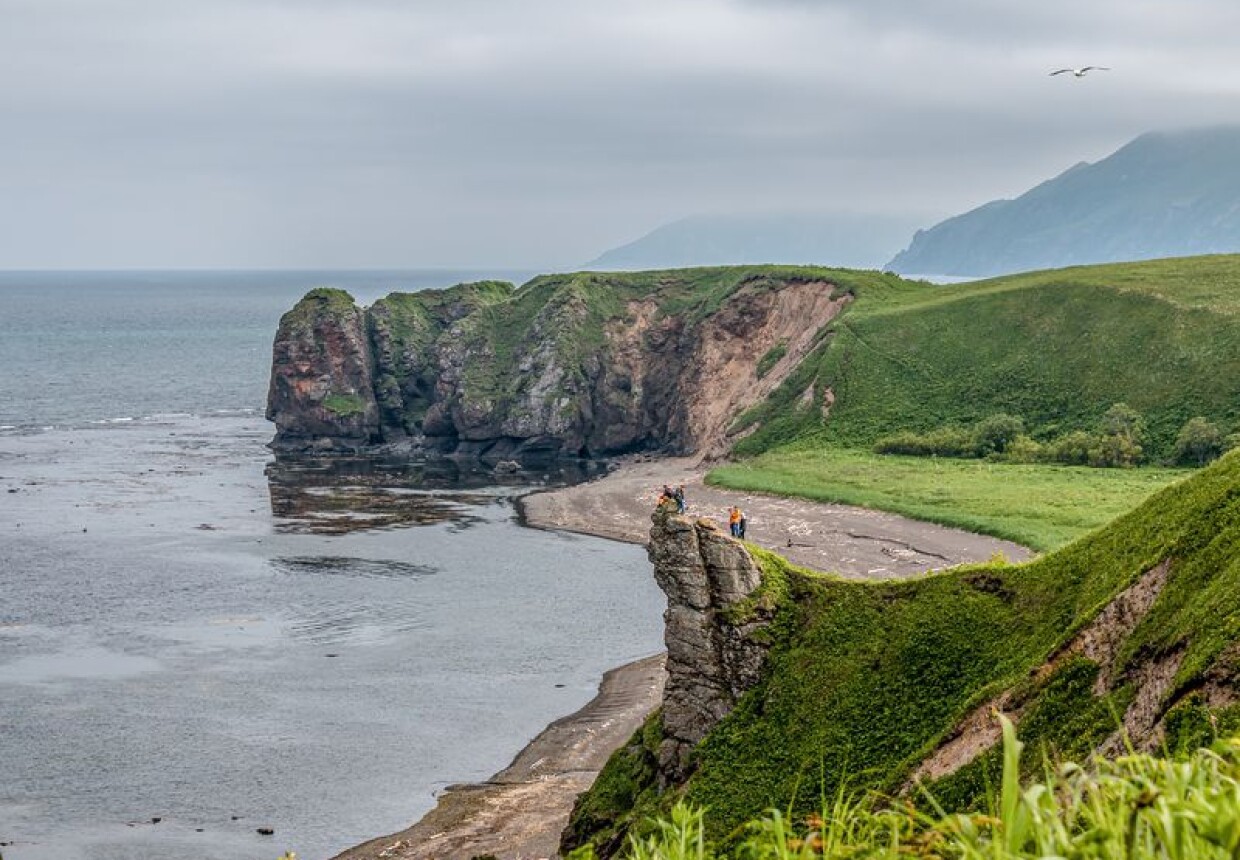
[708,449,1190,552]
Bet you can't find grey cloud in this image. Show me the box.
[2,0,1239,267]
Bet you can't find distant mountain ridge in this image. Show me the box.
[586,212,919,271]
[888,126,1240,277]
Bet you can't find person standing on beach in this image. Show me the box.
[674,485,685,514]
[729,506,741,538]
[738,509,747,540]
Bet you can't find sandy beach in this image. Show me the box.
[521,457,1031,579]
[332,458,1033,860]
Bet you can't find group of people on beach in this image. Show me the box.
[655,483,748,540]
[658,484,686,513]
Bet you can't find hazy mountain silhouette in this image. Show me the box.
[586,212,919,271]
[887,127,1240,278]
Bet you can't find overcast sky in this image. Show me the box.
[3,0,1239,269]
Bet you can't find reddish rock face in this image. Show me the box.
[265,273,851,459]
[266,289,379,451]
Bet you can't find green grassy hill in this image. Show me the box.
[732,255,1240,461]
[570,449,1240,852]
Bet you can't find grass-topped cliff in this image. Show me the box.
[731,255,1240,461]
[568,449,1240,854]
[271,256,1240,470]
[269,265,861,457]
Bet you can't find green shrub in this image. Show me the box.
[1098,401,1148,442]
[1001,434,1043,464]
[974,413,1026,456]
[1176,417,1225,466]
[756,340,789,379]
[873,430,931,456]
[1088,431,1143,468]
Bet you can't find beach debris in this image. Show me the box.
[257,826,275,835]
[378,839,409,856]
[494,459,521,474]
[151,817,162,824]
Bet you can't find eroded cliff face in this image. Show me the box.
[266,271,850,457]
[648,508,771,782]
[266,289,380,451]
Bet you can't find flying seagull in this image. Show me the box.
[1050,66,1110,77]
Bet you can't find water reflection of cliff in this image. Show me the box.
[264,454,605,535]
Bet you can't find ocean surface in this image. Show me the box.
[0,271,667,860]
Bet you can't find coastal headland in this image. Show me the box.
[269,258,1240,857]
[331,465,1029,860]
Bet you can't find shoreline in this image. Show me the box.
[519,457,1031,578]
[333,455,1032,859]
[331,654,665,860]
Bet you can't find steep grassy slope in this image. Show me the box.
[571,450,1240,851]
[733,255,1240,461]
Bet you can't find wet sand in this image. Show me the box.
[332,655,665,860]
[521,457,1032,579]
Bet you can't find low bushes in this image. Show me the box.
[875,406,1237,468]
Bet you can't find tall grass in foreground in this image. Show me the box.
[576,716,1240,860]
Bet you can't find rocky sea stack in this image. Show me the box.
[266,268,852,460]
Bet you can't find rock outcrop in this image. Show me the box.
[267,288,380,451]
[648,507,771,781]
[267,270,851,458]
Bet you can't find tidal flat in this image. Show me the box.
[0,414,664,860]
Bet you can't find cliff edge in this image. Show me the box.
[567,451,1240,854]
[266,268,851,459]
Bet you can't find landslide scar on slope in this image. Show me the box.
[682,282,850,459]
[908,560,1172,784]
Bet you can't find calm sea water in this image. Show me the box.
[0,272,666,860]
[0,269,538,430]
